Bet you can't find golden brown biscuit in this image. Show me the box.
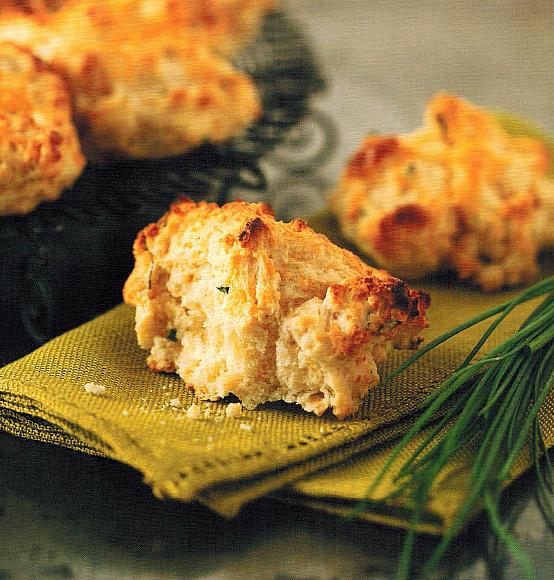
[123,199,429,419]
[0,1,262,158]
[0,42,84,215]
[127,0,277,57]
[2,0,275,54]
[330,93,554,292]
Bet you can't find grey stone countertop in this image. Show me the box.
[2,1,554,578]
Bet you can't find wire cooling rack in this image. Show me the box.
[0,9,326,364]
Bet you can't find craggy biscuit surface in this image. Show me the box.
[331,93,554,291]
[0,1,262,158]
[126,0,277,57]
[123,199,429,419]
[0,41,84,214]
[0,1,65,13]
[2,0,275,55]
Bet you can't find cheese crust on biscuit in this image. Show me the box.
[125,0,277,57]
[0,1,262,158]
[0,41,84,214]
[331,93,554,291]
[3,1,275,56]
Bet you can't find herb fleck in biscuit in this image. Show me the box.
[124,199,429,419]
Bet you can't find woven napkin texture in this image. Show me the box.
[1,266,552,522]
[0,296,461,515]
[284,401,554,535]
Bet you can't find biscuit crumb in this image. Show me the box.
[186,404,201,419]
[239,423,252,431]
[122,409,129,417]
[226,403,242,418]
[170,398,182,409]
[84,382,106,395]
[204,409,211,419]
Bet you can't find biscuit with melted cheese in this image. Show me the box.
[0,1,261,158]
[130,0,277,57]
[0,41,84,214]
[330,93,554,291]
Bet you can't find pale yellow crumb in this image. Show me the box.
[121,409,129,417]
[226,402,243,418]
[170,397,182,409]
[204,409,211,419]
[186,404,202,419]
[84,382,106,395]
[239,423,252,432]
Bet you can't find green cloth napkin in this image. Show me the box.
[0,271,551,524]
[282,400,554,535]
[0,298,457,517]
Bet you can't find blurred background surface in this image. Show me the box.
[287,0,554,172]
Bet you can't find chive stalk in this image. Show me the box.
[360,275,554,579]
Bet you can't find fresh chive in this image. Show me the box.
[358,275,554,579]
[216,286,230,294]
